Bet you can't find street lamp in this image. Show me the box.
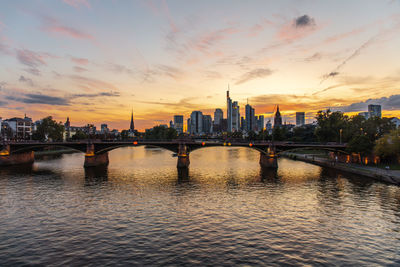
[339,129,343,144]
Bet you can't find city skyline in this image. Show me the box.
[1,1,400,130]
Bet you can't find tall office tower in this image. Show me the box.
[203,115,212,134]
[227,88,233,132]
[173,115,184,134]
[240,117,245,131]
[274,105,282,128]
[187,118,191,133]
[368,104,382,118]
[296,112,305,126]
[257,115,264,131]
[231,101,240,131]
[245,104,255,131]
[190,111,203,135]
[214,108,223,125]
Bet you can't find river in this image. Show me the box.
[1,147,399,266]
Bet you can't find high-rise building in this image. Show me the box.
[173,115,184,134]
[257,115,264,131]
[101,124,109,133]
[187,118,191,133]
[232,101,240,131]
[190,111,203,135]
[214,109,223,125]
[245,104,255,131]
[240,117,245,131]
[368,104,382,118]
[274,105,282,128]
[266,120,272,134]
[203,115,212,134]
[227,88,232,132]
[296,112,305,126]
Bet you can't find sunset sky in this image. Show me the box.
[1,0,400,130]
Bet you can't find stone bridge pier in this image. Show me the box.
[259,146,278,169]
[0,144,34,166]
[84,143,109,168]
[177,144,190,169]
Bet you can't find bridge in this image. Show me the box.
[0,140,347,169]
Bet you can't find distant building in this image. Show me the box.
[101,124,109,134]
[190,111,203,135]
[187,118,191,133]
[296,112,305,126]
[245,104,255,132]
[358,112,369,119]
[129,110,135,136]
[226,88,240,132]
[240,116,245,131]
[368,104,382,118]
[266,120,272,134]
[257,115,264,132]
[4,115,33,140]
[173,115,184,134]
[203,115,212,134]
[214,109,223,125]
[274,105,282,128]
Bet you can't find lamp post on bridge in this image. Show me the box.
[339,129,342,144]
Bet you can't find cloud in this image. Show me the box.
[24,68,41,76]
[320,35,378,84]
[342,94,400,112]
[41,15,94,40]
[69,74,118,91]
[6,94,70,106]
[294,15,315,28]
[106,63,133,74]
[16,49,47,68]
[0,100,6,106]
[19,75,34,86]
[235,68,273,85]
[62,0,90,9]
[304,52,322,62]
[70,56,89,65]
[72,91,120,98]
[73,66,88,73]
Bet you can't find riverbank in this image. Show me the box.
[282,152,400,185]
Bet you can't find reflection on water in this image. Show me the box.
[0,146,400,266]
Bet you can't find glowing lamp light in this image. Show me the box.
[228,142,231,146]
[133,141,138,145]
[249,143,253,147]
[201,142,205,146]
[223,142,226,146]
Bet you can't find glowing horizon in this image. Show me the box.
[1,0,400,130]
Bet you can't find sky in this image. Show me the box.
[0,0,400,130]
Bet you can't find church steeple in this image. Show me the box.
[129,109,134,132]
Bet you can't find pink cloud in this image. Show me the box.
[70,56,89,65]
[41,15,94,40]
[62,0,90,9]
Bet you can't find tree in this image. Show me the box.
[272,126,287,141]
[145,126,177,140]
[71,130,87,140]
[314,110,348,142]
[33,116,64,141]
[291,124,317,142]
[346,135,374,156]
[374,129,400,163]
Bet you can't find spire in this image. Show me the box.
[227,84,230,98]
[130,109,134,131]
[276,105,279,112]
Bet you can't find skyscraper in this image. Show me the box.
[296,112,305,126]
[203,115,212,134]
[245,103,255,131]
[227,88,233,132]
[173,115,184,134]
[214,109,223,125]
[257,115,264,131]
[232,101,240,131]
[190,111,203,135]
[274,105,282,128]
[368,104,382,118]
